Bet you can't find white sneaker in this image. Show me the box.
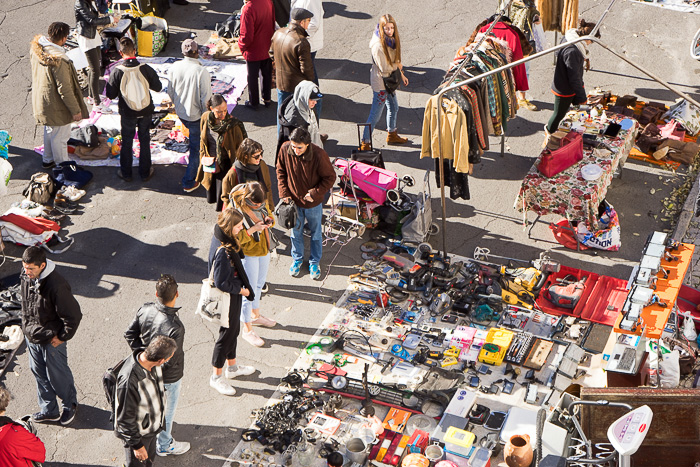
[243,330,265,347]
[157,440,191,456]
[210,375,236,396]
[225,365,255,379]
[58,185,86,202]
[96,102,112,114]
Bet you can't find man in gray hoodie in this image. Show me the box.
[167,39,212,193]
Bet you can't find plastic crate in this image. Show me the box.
[536,265,598,319]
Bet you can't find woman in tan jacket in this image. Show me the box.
[196,94,247,211]
[221,138,274,212]
[359,14,409,150]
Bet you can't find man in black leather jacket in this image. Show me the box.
[20,246,82,427]
[124,274,190,457]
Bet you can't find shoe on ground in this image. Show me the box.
[252,315,276,327]
[173,0,189,4]
[359,142,371,151]
[320,133,329,144]
[32,411,60,423]
[117,169,132,182]
[84,96,94,105]
[42,161,56,169]
[244,101,259,110]
[309,263,321,280]
[157,440,191,456]
[60,404,77,426]
[289,260,302,277]
[58,185,86,202]
[263,100,272,108]
[141,167,155,182]
[261,282,268,294]
[518,99,538,111]
[183,181,200,193]
[386,131,409,145]
[210,375,236,396]
[243,330,264,347]
[53,201,78,214]
[225,364,255,379]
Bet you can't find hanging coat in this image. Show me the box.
[479,22,529,91]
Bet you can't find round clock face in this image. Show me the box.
[331,375,348,390]
[368,385,381,396]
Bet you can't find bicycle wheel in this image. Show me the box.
[691,27,700,60]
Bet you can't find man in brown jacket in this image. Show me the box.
[276,127,335,280]
[30,22,89,169]
[271,8,314,136]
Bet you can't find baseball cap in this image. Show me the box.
[181,38,198,55]
[309,90,323,100]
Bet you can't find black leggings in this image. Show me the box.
[546,95,576,133]
[211,298,242,368]
[84,46,102,105]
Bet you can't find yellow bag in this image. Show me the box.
[137,14,168,57]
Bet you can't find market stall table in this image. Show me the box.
[514,112,639,230]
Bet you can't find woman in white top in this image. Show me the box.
[360,14,409,151]
[74,0,117,113]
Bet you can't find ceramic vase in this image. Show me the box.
[504,434,533,467]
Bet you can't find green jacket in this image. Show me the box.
[30,35,88,127]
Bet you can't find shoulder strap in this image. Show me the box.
[209,246,225,281]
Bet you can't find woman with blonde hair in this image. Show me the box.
[208,208,256,396]
[359,14,410,150]
[221,138,274,211]
[230,181,277,347]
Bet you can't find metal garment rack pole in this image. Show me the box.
[433,35,700,258]
[434,0,514,259]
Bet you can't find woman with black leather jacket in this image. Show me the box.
[74,0,118,112]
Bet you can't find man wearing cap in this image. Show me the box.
[290,0,324,122]
[271,7,315,136]
[167,38,212,193]
[239,0,275,110]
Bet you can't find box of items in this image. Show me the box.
[478,328,514,366]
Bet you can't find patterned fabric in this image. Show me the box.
[515,112,639,227]
[463,86,486,150]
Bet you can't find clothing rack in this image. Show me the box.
[433,0,700,258]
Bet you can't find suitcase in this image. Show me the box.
[351,123,385,169]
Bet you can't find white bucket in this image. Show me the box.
[346,437,369,465]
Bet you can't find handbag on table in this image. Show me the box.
[536,131,584,178]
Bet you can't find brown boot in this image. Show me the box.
[359,142,371,151]
[387,131,409,145]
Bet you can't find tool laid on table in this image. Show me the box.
[546,275,587,309]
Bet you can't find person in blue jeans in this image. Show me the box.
[20,246,82,427]
[124,275,190,457]
[167,38,212,192]
[230,182,278,347]
[360,14,410,151]
[276,128,336,279]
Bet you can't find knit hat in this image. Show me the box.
[181,38,198,55]
[290,8,313,21]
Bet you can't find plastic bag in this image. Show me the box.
[0,130,11,159]
[683,312,698,341]
[659,349,680,388]
[532,22,547,53]
[0,158,12,196]
[576,203,621,251]
[663,98,700,136]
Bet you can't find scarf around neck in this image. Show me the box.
[374,24,396,49]
[208,112,236,164]
[234,159,260,175]
[564,28,588,58]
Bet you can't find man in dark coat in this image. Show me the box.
[124,274,189,457]
[20,246,82,427]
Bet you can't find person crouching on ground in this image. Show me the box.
[276,127,335,280]
[0,387,46,466]
[208,208,257,396]
[230,181,278,347]
[196,94,248,212]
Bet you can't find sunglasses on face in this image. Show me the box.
[250,151,263,161]
[245,198,264,208]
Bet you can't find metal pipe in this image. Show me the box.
[590,0,618,38]
[432,34,700,257]
[436,0,513,258]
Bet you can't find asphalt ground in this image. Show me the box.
[0,0,699,465]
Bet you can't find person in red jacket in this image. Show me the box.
[239,0,276,110]
[0,387,46,466]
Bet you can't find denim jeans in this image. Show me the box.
[310,51,322,123]
[181,119,201,189]
[362,90,398,143]
[43,124,71,164]
[291,203,323,265]
[157,379,182,451]
[276,89,293,138]
[120,115,152,179]
[26,339,77,416]
[240,254,270,322]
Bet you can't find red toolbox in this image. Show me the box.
[536,265,627,326]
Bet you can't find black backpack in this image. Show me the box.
[102,356,129,422]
